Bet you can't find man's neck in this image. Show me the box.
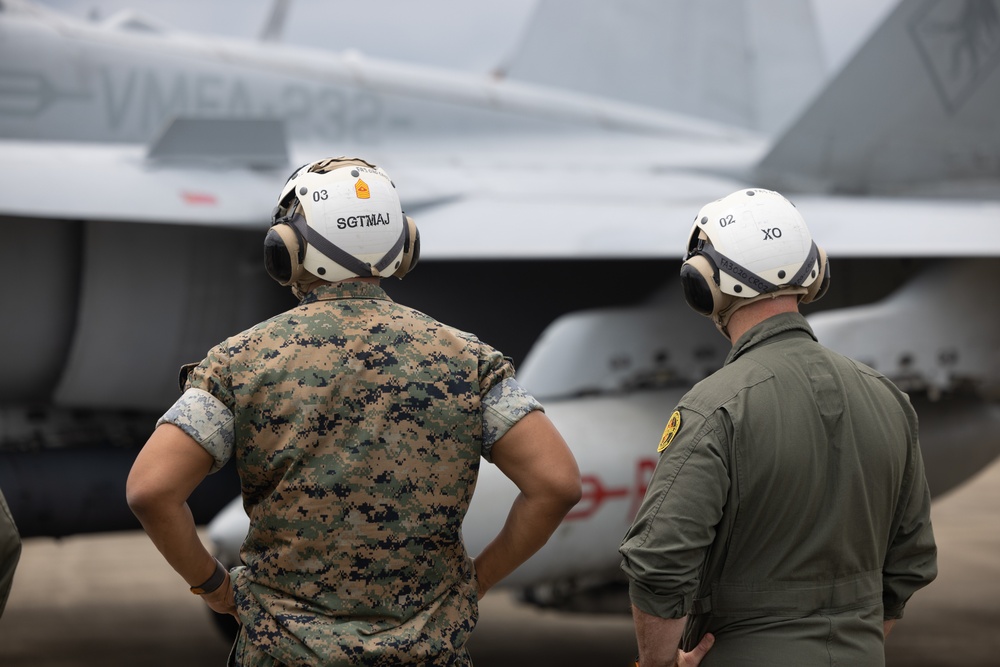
[726,295,800,344]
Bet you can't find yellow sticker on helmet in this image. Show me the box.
[658,411,681,452]
[355,179,370,199]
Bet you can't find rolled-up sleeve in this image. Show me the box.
[481,377,543,461]
[157,387,235,473]
[476,346,543,461]
[619,409,729,619]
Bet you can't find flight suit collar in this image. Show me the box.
[300,280,392,305]
[725,311,818,366]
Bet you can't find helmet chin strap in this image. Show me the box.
[698,241,820,298]
[305,222,405,278]
[286,212,406,279]
[701,240,821,338]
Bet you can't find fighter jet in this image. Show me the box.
[1,0,998,614]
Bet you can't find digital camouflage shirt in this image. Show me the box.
[159,281,541,666]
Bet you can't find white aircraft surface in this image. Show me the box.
[1,0,999,613]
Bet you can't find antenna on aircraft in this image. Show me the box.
[259,0,292,42]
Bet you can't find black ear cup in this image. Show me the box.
[264,222,306,286]
[392,215,420,278]
[801,246,830,304]
[680,254,722,316]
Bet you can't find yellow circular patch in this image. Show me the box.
[658,411,681,452]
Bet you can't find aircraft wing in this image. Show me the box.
[389,163,1000,260]
[5,131,999,260]
[0,137,278,225]
[3,0,997,259]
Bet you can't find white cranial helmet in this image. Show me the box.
[679,188,829,334]
[264,157,419,288]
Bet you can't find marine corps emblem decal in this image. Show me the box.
[658,411,681,452]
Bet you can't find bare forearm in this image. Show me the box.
[130,498,217,587]
[632,605,687,667]
[127,423,219,587]
[884,619,896,638]
[474,492,572,596]
[126,424,237,618]
[476,410,581,597]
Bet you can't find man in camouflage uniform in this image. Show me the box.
[620,189,937,666]
[127,157,581,666]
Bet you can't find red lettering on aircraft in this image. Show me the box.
[566,474,630,521]
[181,191,217,206]
[565,457,657,522]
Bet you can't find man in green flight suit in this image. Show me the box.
[127,157,581,666]
[620,189,937,666]
[0,486,21,617]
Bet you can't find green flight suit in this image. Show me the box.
[620,312,937,666]
[0,487,21,617]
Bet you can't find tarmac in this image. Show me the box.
[2,456,999,666]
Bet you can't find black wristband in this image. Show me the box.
[190,559,228,595]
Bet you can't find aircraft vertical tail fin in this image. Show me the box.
[755,0,1000,196]
[258,0,292,42]
[501,0,827,136]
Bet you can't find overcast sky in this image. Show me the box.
[34,0,898,74]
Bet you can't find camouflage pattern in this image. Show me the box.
[482,378,541,460]
[157,388,234,473]
[160,280,540,666]
[621,313,936,666]
[229,627,283,667]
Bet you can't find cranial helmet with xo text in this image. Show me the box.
[679,188,830,336]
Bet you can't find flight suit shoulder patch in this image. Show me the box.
[658,410,681,452]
